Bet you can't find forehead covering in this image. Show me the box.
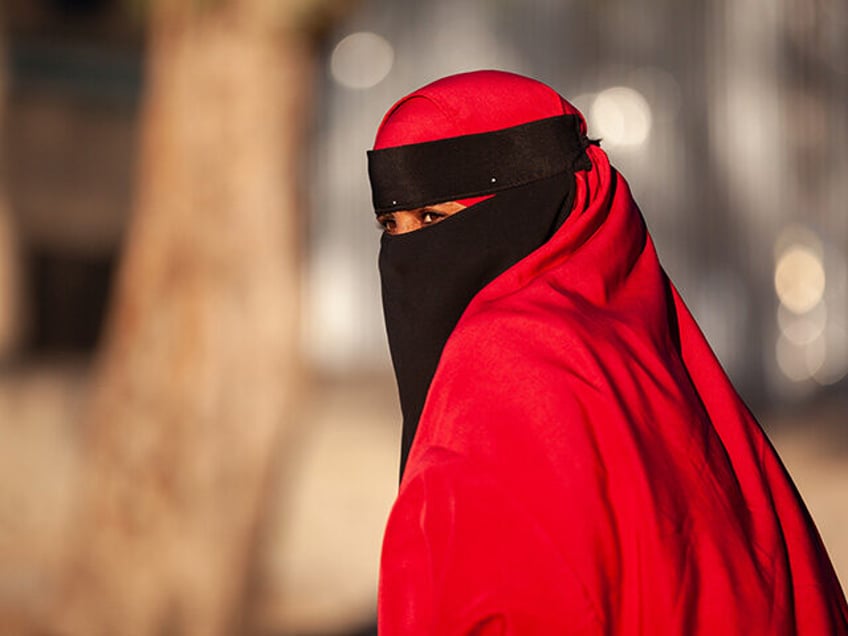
[373,70,586,146]
[368,71,590,212]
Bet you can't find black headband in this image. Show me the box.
[367,114,590,214]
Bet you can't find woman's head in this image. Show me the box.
[369,70,590,234]
[369,71,594,476]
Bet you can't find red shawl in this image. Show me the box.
[375,71,848,635]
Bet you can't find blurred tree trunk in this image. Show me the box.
[51,1,332,634]
[0,13,21,360]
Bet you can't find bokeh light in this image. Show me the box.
[307,247,361,370]
[777,301,827,346]
[590,86,652,147]
[776,331,826,382]
[774,244,826,314]
[771,225,845,385]
[330,32,394,89]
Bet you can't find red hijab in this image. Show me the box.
[373,70,586,207]
[372,71,848,634]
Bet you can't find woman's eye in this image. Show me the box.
[421,210,443,225]
[377,215,395,232]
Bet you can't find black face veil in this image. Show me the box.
[368,115,591,479]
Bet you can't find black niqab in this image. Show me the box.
[379,172,576,478]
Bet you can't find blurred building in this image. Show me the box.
[4,0,142,354]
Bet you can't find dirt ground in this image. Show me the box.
[1,361,845,634]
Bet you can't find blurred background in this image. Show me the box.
[0,0,845,634]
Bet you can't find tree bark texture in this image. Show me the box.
[56,2,312,634]
[0,15,21,360]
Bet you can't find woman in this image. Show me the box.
[367,70,848,634]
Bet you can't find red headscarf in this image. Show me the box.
[374,71,848,635]
[373,70,586,209]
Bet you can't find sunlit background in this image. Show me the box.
[1,0,845,634]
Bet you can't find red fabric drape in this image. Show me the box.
[375,71,848,635]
